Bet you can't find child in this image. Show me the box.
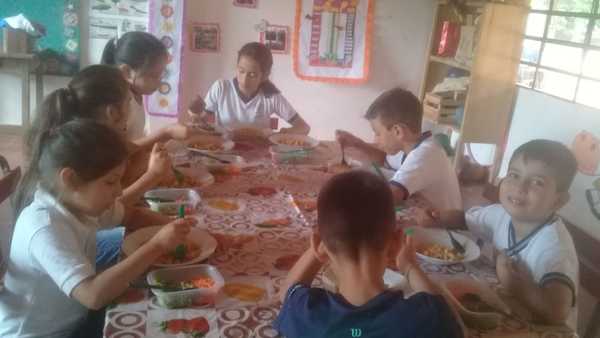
[101,31,202,145]
[0,120,194,337]
[275,171,462,338]
[336,88,462,210]
[188,42,310,134]
[17,64,173,270]
[423,139,579,327]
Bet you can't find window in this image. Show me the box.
[518,0,600,109]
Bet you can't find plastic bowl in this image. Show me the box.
[144,188,201,216]
[147,264,225,309]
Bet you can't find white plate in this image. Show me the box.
[187,135,235,153]
[268,134,319,150]
[412,228,480,265]
[122,226,217,267]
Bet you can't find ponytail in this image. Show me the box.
[101,38,118,65]
[16,120,129,216]
[100,32,167,73]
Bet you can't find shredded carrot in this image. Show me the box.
[192,277,215,289]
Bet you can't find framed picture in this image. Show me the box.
[233,0,258,8]
[260,25,290,54]
[190,23,220,53]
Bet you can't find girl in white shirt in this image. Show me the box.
[17,65,173,271]
[189,42,310,134]
[0,120,194,338]
[101,31,204,145]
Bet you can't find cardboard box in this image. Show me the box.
[2,28,29,53]
[423,92,465,124]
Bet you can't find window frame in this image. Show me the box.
[518,0,600,107]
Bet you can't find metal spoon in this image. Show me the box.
[447,229,466,254]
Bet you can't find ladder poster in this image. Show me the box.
[293,0,374,84]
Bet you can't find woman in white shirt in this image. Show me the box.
[189,42,310,134]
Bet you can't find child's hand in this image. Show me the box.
[147,143,172,179]
[188,94,205,116]
[148,217,196,253]
[416,208,440,227]
[395,232,417,275]
[496,253,532,294]
[166,123,193,140]
[335,130,363,148]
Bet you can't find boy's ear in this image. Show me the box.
[554,191,570,209]
[311,231,329,263]
[58,167,81,191]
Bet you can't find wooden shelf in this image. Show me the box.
[424,117,461,133]
[429,55,471,72]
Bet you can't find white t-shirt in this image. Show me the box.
[465,204,579,328]
[204,79,298,130]
[386,135,462,210]
[126,95,148,141]
[0,189,123,338]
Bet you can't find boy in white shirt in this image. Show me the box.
[423,139,579,328]
[336,88,462,210]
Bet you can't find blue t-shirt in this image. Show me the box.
[274,284,462,338]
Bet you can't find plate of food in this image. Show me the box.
[412,228,480,265]
[268,133,319,150]
[122,226,218,267]
[187,135,234,153]
[161,167,215,189]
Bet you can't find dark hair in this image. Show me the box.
[317,171,395,260]
[237,42,280,96]
[25,65,129,160]
[364,88,423,133]
[101,31,167,73]
[16,120,129,215]
[509,139,577,192]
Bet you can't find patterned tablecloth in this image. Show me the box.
[104,141,576,338]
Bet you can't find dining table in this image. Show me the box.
[103,139,577,338]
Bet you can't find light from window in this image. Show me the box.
[518,0,600,109]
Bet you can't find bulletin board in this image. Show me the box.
[0,0,80,75]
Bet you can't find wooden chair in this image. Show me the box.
[0,154,21,290]
[564,221,600,338]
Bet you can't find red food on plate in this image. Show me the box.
[161,317,210,335]
[247,186,277,197]
[275,254,300,270]
[293,198,317,212]
[162,319,186,334]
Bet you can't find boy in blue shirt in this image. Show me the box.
[274,171,462,338]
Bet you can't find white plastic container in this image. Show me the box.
[147,264,225,308]
[144,188,201,216]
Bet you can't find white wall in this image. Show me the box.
[501,87,600,240]
[180,0,435,140]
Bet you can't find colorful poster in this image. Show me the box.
[89,0,148,39]
[293,0,374,84]
[146,0,185,118]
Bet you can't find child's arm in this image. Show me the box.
[280,115,310,135]
[496,254,573,325]
[279,247,323,302]
[119,143,172,206]
[71,218,194,310]
[132,123,206,150]
[335,130,386,165]
[396,234,439,294]
[122,207,171,231]
[417,209,468,230]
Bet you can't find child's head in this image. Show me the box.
[26,65,130,157]
[101,31,168,95]
[18,119,129,218]
[501,139,577,224]
[236,42,274,97]
[364,88,423,154]
[316,171,396,265]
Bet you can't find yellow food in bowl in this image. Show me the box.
[418,244,464,262]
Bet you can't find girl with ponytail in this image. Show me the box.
[1,120,195,338]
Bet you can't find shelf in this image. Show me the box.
[429,55,471,72]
